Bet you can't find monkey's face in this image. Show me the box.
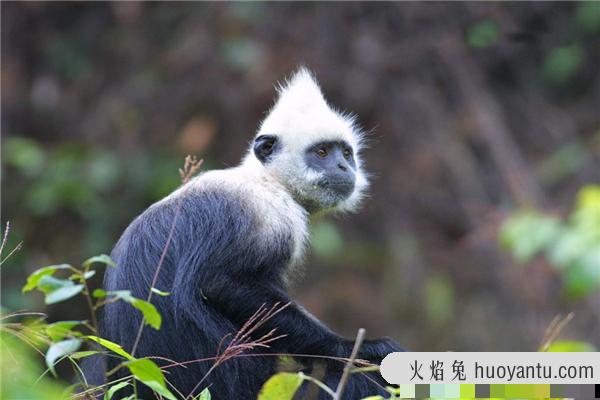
[301,140,356,207]
[253,136,364,213]
[249,68,369,213]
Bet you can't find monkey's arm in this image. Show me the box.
[169,190,402,363]
[202,279,403,363]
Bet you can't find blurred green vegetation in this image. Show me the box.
[1,332,69,400]
[501,185,600,299]
[467,20,500,49]
[4,136,186,256]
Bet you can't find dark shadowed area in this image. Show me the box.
[2,1,599,367]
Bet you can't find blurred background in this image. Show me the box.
[2,1,600,357]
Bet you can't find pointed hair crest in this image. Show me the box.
[256,67,364,152]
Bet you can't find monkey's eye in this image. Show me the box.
[316,147,328,158]
[343,149,352,160]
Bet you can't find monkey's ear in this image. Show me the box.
[253,135,279,164]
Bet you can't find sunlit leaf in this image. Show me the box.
[98,290,162,330]
[131,299,162,330]
[37,275,72,294]
[85,336,133,360]
[23,264,71,292]
[45,284,84,304]
[104,381,130,400]
[83,270,96,279]
[83,254,116,269]
[46,321,82,341]
[46,338,81,376]
[125,359,176,400]
[546,340,597,352]
[257,372,304,400]
[151,288,171,297]
[70,350,99,360]
[195,387,211,400]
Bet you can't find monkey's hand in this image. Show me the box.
[357,337,405,365]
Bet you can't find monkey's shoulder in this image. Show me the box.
[129,168,308,260]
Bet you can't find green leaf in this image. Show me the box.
[45,284,85,304]
[70,350,99,359]
[37,275,72,294]
[131,299,162,330]
[83,254,116,269]
[85,336,133,360]
[46,338,81,376]
[46,321,82,341]
[83,270,96,279]
[151,288,171,297]
[100,290,162,330]
[103,381,130,400]
[195,387,211,400]
[361,397,385,400]
[23,264,71,292]
[106,290,133,299]
[257,372,304,400]
[125,359,176,400]
[547,340,597,352]
[92,289,107,298]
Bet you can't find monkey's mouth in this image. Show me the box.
[317,178,355,198]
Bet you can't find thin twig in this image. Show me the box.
[130,156,203,357]
[0,221,23,266]
[0,221,11,255]
[334,328,366,400]
[539,313,574,351]
[179,155,204,185]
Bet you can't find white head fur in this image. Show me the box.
[243,68,369,213]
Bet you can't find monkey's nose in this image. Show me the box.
[337,163,347,171]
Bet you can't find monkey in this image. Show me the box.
[84,68,403,399]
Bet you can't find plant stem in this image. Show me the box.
[333,328,366,400]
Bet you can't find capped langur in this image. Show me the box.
[84,68,403,399]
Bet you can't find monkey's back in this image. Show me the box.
[95,169,306,398]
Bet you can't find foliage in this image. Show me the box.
[546,339,596,352]
[0,334,69,400]
[2,253,178,400]
[3,136,186,258]
[500,185,600,298]
[6,245,393,400]
[257,372,305,400]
